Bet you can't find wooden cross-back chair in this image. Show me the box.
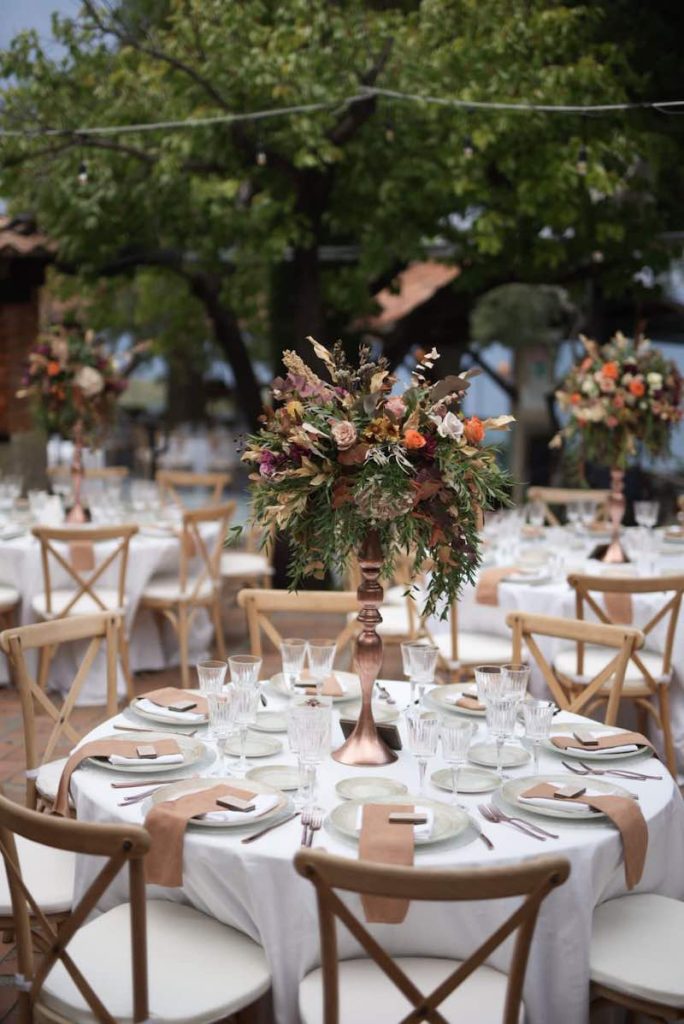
[0,613,120,810]
[506,611,644,724]
[294,848,569,1024]
[156,469,230,508]
[221,524,275,590]
[237,588,361,663]
[559,573,684,775]
[140,501,235,687]
[31,524,138,699]
[425,601,513,682]
[526,486,610,526]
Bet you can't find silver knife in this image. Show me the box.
[459,805,494,850]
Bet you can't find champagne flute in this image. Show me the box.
[307,639,336,695]
[228,654,262,689]
[406,643,439,705]
[522,698,555,775]
[405,709,440,795]
[440,719,475,801]
[281,638,307,692]
[486,695,518,778]
[231,686,260,775]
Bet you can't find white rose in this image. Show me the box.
[581,379,597,395]
[74,365,104,398]
[435,411,464,440]
[647,372,663,389]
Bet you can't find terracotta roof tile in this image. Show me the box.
[0,216,55,259]
[366,261,460,328]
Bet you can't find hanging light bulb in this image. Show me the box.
[576,144,588,176]
[256,144,267,167]
[385,117,395,143]
[77,160,88,185]
[462,134,475,159]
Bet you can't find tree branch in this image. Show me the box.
[328,38,393,146]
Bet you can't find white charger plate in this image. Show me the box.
[85,731,205,774]
[468,742,530,769]
[144,776,289,829]
[129,689,208,727]
[498,773,634,821]
[250,711,288,733]
[327,795,469,846]
[430,767,499,794]
[335,776,408,801]
[246,765,301,791]
[224,734,282,758]
[425,683,485,718]
[267,670,361,703]
[543,724,651,762]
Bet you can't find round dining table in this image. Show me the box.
[69,678,684,1024]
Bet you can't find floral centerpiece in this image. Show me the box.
[551,332,682,467]
[243,338,512,619]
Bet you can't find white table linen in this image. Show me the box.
[70,679,684,1024]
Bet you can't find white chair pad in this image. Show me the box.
[591,894,684,1008]
[433,631,512,667]
[0,583,20,610]
[0,836,74,917]
[220,552,273,578]
[40,900,271,1024]
[32,589,123,619]
[553,645,669,691]
[36,758,69,805]
[141,574,216,603]
[299,957,523,1024]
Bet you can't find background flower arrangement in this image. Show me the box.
[18,324,127,442]
[243,338,513,617]
[551,332,683,468]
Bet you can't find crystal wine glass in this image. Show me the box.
[486,695,518,778]
[281,638,307,691]
[405,643,439,705]
[405,709,440,795]
[440,719,476,801]
[196,660,227,694]
[231,685,260,776]
[208,689,235,776]
[501,663,530,703]
[306,639,337,695]
[634,500,660,530]
[527,499,545,529]
[521,698,555,775]
[289,698,332,808]
[228,654,262,689]
[400,641,416,706]
[474,665,502,706]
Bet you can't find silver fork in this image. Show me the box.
[306,808,324,847]
[376,684,396,705]
[574,760,661,781]
[479,803,556,840]
[300,807,312,846]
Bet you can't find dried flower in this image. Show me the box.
[434,411,464,440]
[464,417,485,444]
[403,429,427,450]
[330,420,357,450]
[384,395,407,420]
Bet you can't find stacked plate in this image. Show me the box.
[543,724,651,762]
[496,773,635,822]
[144,776,290,830]
[424,683,485,718]
[267,670,361,702]
[326,795,469,846]
[88,731,206,774]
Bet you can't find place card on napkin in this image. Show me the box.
[452,695,485,712]
[142,687,208,718]
[53,738,182,818]
[145,783,259,886]
[296,669,345,697]
[550,730,654,756]
[475,567,520,606]
[357,804,431,924]
[520,783,647,889]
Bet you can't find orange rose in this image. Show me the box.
[629,379,645,397]
[464,416,485,444]
[580,357,593,371]
[47,361,61,377]
[570,392,581,405]
[602,362,619,380]
[403,429,427,450]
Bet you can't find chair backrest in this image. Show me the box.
[156,469,230,508]
[48,465,129,481]
[178,501,236,599]
[295,848,569,1024]
[0,790,150,1023]
[506,611,644,723]
[0,613,121,809]
[567,573,684,690]
[32,524,138,617]
[526,487,610,526]
[237,588,361,659]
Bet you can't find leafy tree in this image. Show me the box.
[1,0,681,428]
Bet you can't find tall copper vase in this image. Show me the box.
[592,467,629,563]
[66,420,87,524]
[332,528,397,766]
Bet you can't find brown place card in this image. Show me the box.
[389,812,428,825]
[554,784,587,799]
[136,745,159,759]
[573,729,599,746]
[215,795,256,812]
[168,700,199,713]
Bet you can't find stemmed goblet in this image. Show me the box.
[289,698,331,809]
[307,639,337,695]
[405,709,440,796]
[281,638,307,692]
[207,689,235,776]
[440,719,475,802]
[405,642,439,707]
[521,698,555,775]
[486,695,518,778]
[228,654,262,689]
[231,686,260,776]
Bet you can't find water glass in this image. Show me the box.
[228,654,262,689]
[634,500,659,530]
[474,665,502,705]
[196,659,227,694]
[307,639,337,694]
[405,709,440,795]
[440,719,476,801]
[578,500,597,530]
[501,663,530,702]
[232,686,260,775]
[208,689,235,776]
[405,642,439,705]
[521,698,555,775]
[289,699,332,807]
[527,500,545,529]
[281,638,307,691]
[486,695,518,777]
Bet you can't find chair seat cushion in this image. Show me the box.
[141,574,216,603]
[0,583,19,610]
[591,894,684,1008]
[220,552,273,578]
[299,957,523,1024]
[40,900,271,1024]
[36,758,69,805]
[32,589,123,618]
[553,645,669,690]
[0,836,74,916]
[433,631,512,667]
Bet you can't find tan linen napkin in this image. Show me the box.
[454,695,485,711]
[68,541,95,573]
[358,803,415,924]
[521,783,648,889]
[145,687,208,716]
[298,669,344,697]
[550,731,655,755]
[54,738,181,818]
[475,566,520,606]
[603,592,633,624]
[145,783,255,887]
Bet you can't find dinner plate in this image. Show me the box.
[267,670,361,702]
[246,765,301,791]
[430,767,499,794]
[129,692,209,727]
[327,795,469,846]
[468,742,530,769]
[498,773,634,821]
[145,776,290,829]
[342,702,400,724]
[500,571,552,586]
[335,776,408,801]
[223,734,282,758]
[424,683,485,718]
[85,731,205,774]
[250,711,288,733]
[543,724,651,761]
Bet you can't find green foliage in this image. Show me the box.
[470,283,575,349]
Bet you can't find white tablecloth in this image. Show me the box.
[70,679,684,1024]
[0,529,214,700]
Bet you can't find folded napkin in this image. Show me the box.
[141,687,208,720]
[357,804,431,924]
[519,788,605,814]
[54,738,182,818]
[447,688,485,711]
[550,731,653,756]
[520,783,648,889]
[145,783,257,886]
[297,669,346,697]
[201,793,278,823]
[108,751,184,766]
[475,566,519,606]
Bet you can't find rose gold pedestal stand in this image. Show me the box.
[332,528,397,766]
[590,467,630,564]
[66,420,88,524]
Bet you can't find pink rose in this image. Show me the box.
[384,395,406,420]
[330,420,357,450]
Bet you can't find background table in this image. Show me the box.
[70,679,684,1024]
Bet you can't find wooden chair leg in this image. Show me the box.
[657,684,677,777]
[212,597,226,660]
[635,702,650,739]
[118,626,135,703]
[37,643,53,691]
[177,604,190,689]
